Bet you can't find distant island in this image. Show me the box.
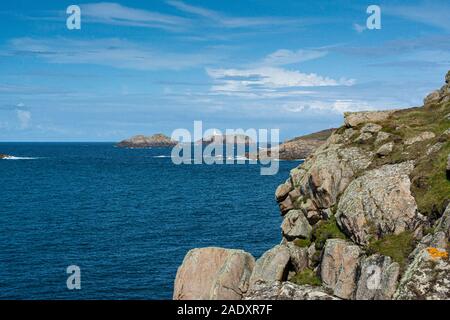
[197,133,254,145]
[116,134,177,148]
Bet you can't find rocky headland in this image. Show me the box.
[173,71,450,300]
[116,133,176,148]
[247,128,335,161]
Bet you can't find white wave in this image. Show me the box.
[2,156,40,160]
[152,155,172,158]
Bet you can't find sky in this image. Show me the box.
[0,0,449,142]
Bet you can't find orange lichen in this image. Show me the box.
[426,247,449,260]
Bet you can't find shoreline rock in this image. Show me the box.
[173,247,255,300]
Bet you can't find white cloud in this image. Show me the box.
[80,2,190,31]
[8,38,220,71]
[262,49,328,66]
[16,109,31,129]
[206,67,354,96]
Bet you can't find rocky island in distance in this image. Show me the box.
[116,133,177,148]
[173,70,450,300]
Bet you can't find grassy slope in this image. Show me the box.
[349,101,450,217]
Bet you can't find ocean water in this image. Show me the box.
[0,143,299,299]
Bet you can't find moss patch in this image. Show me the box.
[289,268,321,286]
[312,216,347,250]
[294,238,311,248]
[366,231,415,269]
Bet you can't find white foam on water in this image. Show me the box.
[2,156,41,160]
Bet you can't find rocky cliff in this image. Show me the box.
[116,133,176,148]
[173,71,450,300]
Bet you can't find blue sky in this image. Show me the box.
[0,0,449,141]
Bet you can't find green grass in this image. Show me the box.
[289,269,321,286]
[312,215,347,250]
[366,231,415,269]
[342,101,450,217]
[294,238,312,248]
[411,141,450,218]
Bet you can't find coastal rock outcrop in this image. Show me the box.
[117,133,176,148]
[0,154,11,159]
[173,247,255,300]
[174,70,450,300]
[335,161,424,245]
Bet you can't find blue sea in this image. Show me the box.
[0,143,298,299]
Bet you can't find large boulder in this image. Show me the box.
[336,161,425,245]
[394,247,450,300]
[289,144,373,211]
[320,239,363,299]
[249,245,290,287]
[281,210,312,241]
[344,110,396,127]
[173,247,255,300]
[355,254,400,300]
[245,281,339,300]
